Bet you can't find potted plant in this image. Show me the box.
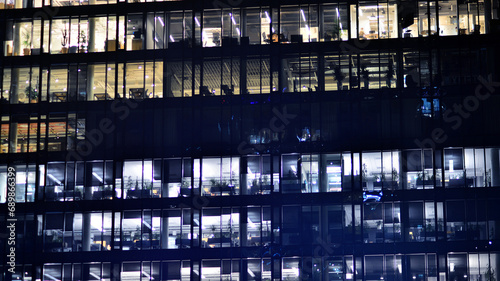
[485,264,496,281]
[362,163,368,181]
[361,64,370,89]
[142,181,152,198]
[210,225,218,238]
[392,169,399,182]
[79,30,87,53]
[386,58,395,88]
[22,31,31,56]
[61,29,69,54]
[333,65,345,90]
[25,86,38,103]
[485,169,491,187]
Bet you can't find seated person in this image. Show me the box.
[359,27,366,39]
[212,31,220,46]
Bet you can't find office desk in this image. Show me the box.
[129,88,146,99]
[421,30,437,36]
[94,93,111,100]
[132,39,142,50]
[265,33,286,43]
[52,92,67,102]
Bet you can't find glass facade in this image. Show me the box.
[1,0,500,280]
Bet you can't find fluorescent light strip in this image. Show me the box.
[248,218,256,228]
[247,268,255,277]
[92,172,103,183]
[170,35,175,42]
[89,272,101,280]
[157,17,164,27]
[43,274,58,281]
[265,11,271,23]
[300,9,307,22]
[195,17,201,27]
[142,271,154,280]
[47,174,62,185]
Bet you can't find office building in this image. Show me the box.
[1,0,500,280]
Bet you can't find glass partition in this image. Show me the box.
[320,3,349,41]
[325,54,350,91]
[446,200,466,240]
[281,154,301,193]
[202,10,222,47]
[125,14,143,51]
[201,157,239,196]
[242,8,263,45]
[363,202,383,243]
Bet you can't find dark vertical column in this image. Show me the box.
[10,69,20,103]
[9,123,17,153]
[490,148,500,186]
[240,56,247,95]
[241,9,247,37]
[235,259,245,281]
[162,160,168,197]
[400,201,409,242]
[110,210,116,252]
[240,156,248,195]
[83,163,93,251]
[68,66,78,101]
[317,54,325,92]
[320,154,328,192]
[485,0,492,33]
[240,207,248,247]
[396,50,404,89]
[164,61,173,97]
[84,162,93,200]
[191,259,201,281]
[161,212,169,249]
[321,204,329,243]
[82,212,91,251]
